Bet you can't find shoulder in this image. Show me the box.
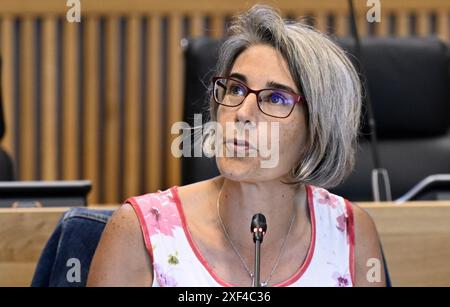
[107,203,142,238]
[350,203,386,287]
[87,203,152,286]
[176,176,223,226]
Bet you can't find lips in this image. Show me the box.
[225,138,257,151]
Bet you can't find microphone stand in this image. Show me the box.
[251,214,267,287]
[348,0,392,201]
[254,238,261,287]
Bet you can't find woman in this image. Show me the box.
[88,5,386,287]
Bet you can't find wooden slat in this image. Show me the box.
[103,17,120,204]
[357,12,367,37]
[437,11,449,42]
[19,17,36,180]
[335,13,348,36]
[41,16,57,180]
[378,11,390,36]
[83,17,100,203]
[315,11,328,33]
[370,20,380,37]
[62,22,80,180]
[190,14,204,38]
[210,15,224,38]
[417,10,429,36]
[146,16,162,192]
[124,16,141,198]
[166,14,183,187]
[1,17,15,159]
[397,10,410,37]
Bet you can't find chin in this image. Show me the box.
[216,156,259,181]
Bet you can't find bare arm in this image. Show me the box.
[87,203,153,286]
[353,204,386,287]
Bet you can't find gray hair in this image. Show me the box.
[208,4,361,188]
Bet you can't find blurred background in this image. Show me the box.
[0,0,449,205]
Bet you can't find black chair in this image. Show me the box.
[333,37,450,201]
[0,58,14,181]
[182,37,450,201]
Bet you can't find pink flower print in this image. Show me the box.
[336,213,347,232]
[144,192,181,237]
[316,189,339,208]
[332,272,351,287]
[154,263,178,287]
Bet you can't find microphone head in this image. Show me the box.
[251,213,267,243]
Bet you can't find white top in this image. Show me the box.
[127,184,355,287]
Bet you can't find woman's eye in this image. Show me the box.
[229,85,245,96]
[269,93,287,104]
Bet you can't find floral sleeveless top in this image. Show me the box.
[126,185,355,287]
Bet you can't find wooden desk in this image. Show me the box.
[0,206,117,286]
[359,201,450,286]
[0,202,449,286]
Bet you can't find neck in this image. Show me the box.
[216,176,307,253]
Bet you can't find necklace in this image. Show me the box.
[216,187,296,287]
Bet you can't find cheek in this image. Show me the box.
[280,116,307,160]
[217,106,233,126]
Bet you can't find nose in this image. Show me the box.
[235,92,259,125]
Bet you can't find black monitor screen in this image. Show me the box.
[0,180,92,207]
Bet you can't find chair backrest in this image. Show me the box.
[182,37,450,201]
[332,37,450,200]
[31,208,113,287]
[182,37,223,185]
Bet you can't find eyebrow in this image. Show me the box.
[228,72,299,95]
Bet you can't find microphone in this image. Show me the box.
[251,213,267,287]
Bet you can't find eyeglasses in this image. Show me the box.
[212,76,305,118]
